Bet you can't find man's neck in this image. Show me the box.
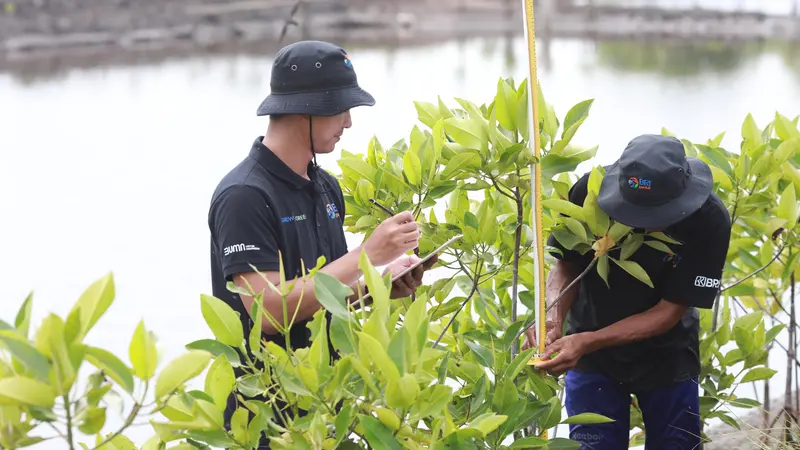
[261,129,313,179]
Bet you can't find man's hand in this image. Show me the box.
[521,318,562,351]
[383,254,438,299]
[534,332,592,377]
[363,212,420,266]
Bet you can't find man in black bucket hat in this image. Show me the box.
[527,134,731,448]
[207,40,435,448]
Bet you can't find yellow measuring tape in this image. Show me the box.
[521,0,548,440]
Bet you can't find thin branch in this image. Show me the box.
[433,263,482,347]
[512,258,598,344]
[722,242,787,293]
[511,169,523,359]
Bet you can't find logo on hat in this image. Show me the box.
[628,177,651,190]
[344,55,352,68]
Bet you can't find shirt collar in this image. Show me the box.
[248,136,317,190]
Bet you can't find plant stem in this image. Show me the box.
[788,257,796,419]
[89,402,142,450]
[722,241,787,293]
[63,395,74,450]
[433,264,482,347]
[510,175,523,359]
[513,258,597,344]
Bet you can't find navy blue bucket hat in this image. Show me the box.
[597,134,714,229]
[256,40,375,117]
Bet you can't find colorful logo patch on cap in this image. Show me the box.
[628,177,651,190]
[344,55,352,68]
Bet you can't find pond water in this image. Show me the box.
[2,18,800,448]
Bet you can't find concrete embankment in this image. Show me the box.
[0,0,522,74]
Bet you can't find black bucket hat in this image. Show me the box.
[597,134,713,229]
[256,40,375,117]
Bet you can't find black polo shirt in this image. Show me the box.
[548,171,731,392]
[208,136,348,355]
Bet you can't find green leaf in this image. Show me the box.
[644,240,674,254]
[777,183,798,224]
[495,78,518,132]
[403,148,422,187]
[504,347,536,380]
[85,346,135,394]
[696,145,733,177]
[185,339,240,367]
[0,376,57,407]
[740,367,778,383]
[587,166,604,195]
[414,101,440,128]
[508,436,549,448]
[597,255,610,288]
[385,373,420,410]
[199,295,243,348]
[729,398,762,409]
[67,272,115,342]
[583,191,610,237]
[468,412,508,436]
[359,415,403,450]
[465,339,494,368]
[357,332,400,382]
[563,99,594,134]
[313,272,354,322]
[360,251,390,319]
[441,151,480,179]
[647,231,682,245]
[14,293,33,338]
[561,412,615,424]
[611,259,654,288]
[205,355,235,410]
[546,438,581,450]
[77,406,106,435]
[0,331,50,382]
[129,320,158,381]
[155,351,212,401]
[444,118,486,151]
[766,324,786,345]
[562,217,588,243]
[620,234,643,260]
[543,199,586,222]
[608,222,632,243]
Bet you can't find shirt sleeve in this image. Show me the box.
[210,185,281,280]
[661,211,731,309]
[546,173,589,263]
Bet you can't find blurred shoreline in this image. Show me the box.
[3,0,800,80]
[0,0,522,77]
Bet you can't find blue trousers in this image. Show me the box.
[564,370,701,449]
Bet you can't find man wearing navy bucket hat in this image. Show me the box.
[208,41,435,448]
[527,134,731,448]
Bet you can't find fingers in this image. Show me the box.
[393,277,413,297]
[422,254,439,270]
[391,211,415,224]
[524,327,537,351]
[411,264,424,282]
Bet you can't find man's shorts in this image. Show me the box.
[564,370,701,449]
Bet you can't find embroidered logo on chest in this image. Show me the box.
[326,203,340,220]
[281,214,307,224]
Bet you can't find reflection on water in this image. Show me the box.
[1,34,800,447]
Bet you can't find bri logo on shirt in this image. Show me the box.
[326,203,340,220]
[694,276,721,289]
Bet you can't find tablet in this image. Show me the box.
[388,234,463,282]
[355,234,462,302]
